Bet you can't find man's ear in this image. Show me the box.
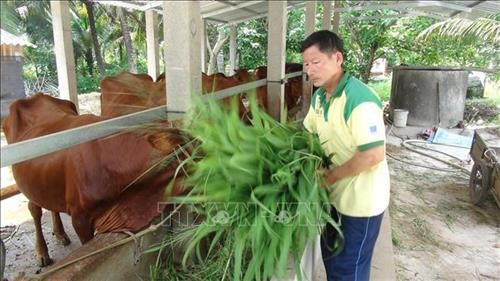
[336,52,344,65]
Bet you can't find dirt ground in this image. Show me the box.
[1,92,499,280]
[385,126,500,281]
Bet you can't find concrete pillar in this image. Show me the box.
[322,1,332,31]
[301,0,316,118]
[229,24,237,75]
[305,1,316,37]
[163,1,201,113]
[50,0,78,111]
[266,1,287,122]
[146,9,159,80]
[332,1,341,34]
[201,19,206,73]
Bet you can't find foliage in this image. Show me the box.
[149,242,234,281]
[76,72,99,93]
[339,9,399,82]
[232,18,268,69]
[387,16,499,70]
[9,1,500,95]
[417,16,500,45]
[1,1,23,35]
[225,6,307,70]
[464,98,500,125]
[367,77,391,102]
[156,96,342,281]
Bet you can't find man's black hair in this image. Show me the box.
[300,30,344,55]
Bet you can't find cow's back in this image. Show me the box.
[100,71,164,117]
[2,93,187,234]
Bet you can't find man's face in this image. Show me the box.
[302,44,343,89]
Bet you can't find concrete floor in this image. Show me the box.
[299,211,396,281]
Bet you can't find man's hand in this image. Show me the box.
[316,169,337,188]
[319,146,385,187]
[324,169,340,185]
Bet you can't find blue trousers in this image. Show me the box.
[321,207,384,281]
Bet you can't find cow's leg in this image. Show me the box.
[51,212,71,245]
[27,201,52,267]
[71,213,94,244]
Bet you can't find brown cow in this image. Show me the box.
[101,71,255,121]
[100,71,165,117]
[253,63,304,117]
[201,72,253,120]
[2,93,187,266]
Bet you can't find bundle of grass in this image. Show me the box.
[161,95,343,281]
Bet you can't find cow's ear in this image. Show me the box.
[147,132,182,152]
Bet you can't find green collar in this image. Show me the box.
[317,72,350,121]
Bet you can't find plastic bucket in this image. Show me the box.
[393,109,409,127]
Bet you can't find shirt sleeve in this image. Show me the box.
[348,102,385,151]
[303,106,317,134]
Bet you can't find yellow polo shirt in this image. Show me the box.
[303,73,390,217]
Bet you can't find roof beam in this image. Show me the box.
[203,1,264,18]
[227,2,302,25]
[391,8,448,20]
[344,13,406,21]
[140,1,163,11]
[450,0,484,17]
[94,0,143,11]
[205,17,228,24]
[343,10,445,21]
[407,10,447,20]
[332,1,472,13]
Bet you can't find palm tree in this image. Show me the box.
[69,3,94,76]
[83,0,105,79]
[117,7,137,73]
[417,17,500,45]
[1,1,22,35]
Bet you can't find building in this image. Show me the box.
[1,29,35,118]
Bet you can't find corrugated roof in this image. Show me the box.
[0,29,35,47]
[93,0,500,24]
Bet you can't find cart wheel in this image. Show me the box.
[469,162,491,204]
[0,238,5,280]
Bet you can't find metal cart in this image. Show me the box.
[469,127,500,207]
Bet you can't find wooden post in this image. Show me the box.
[0,184,19,201]
[266,1,287,122]
[163,2,201,113]
[146,9,159,80]
[50,0,78,111]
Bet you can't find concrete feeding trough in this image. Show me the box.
[390,66,468,127]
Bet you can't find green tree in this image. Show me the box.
[83,0,105,79]
[339,10,399,82]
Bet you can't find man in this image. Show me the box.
[301,30,390,281]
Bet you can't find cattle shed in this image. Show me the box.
[1,1,500,280]
[4,0,499,168]
[0,29,34,119]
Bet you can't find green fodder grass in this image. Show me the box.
[149,94,343,281]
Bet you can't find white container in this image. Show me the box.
[393,109,409,127]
